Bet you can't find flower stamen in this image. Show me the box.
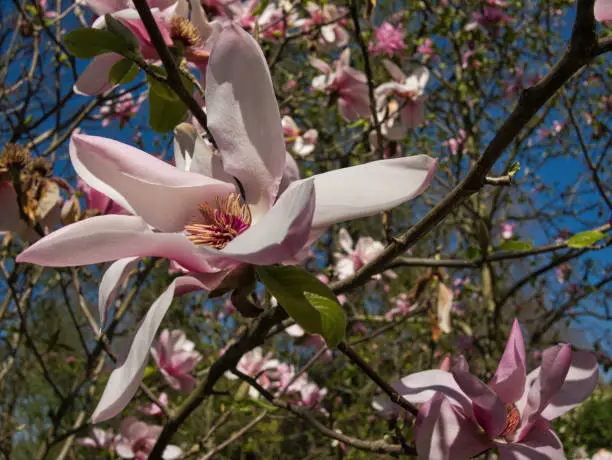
[185,193,251,249]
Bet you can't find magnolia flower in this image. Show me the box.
[465,6,512,33]
[417,38,434,58]
[462,49,482,69]
[298,382,328,410]
[225,347,280,398]
[593,449,612,460]
[500,222,516,240]
[296,2,349,49]
[99,91,146,128]
[77,427,114,449]
[151,329,202,392]
[373,319,599,459]
[369,22,406,57]
[595,0,612,20]
[384,292,416,319]
[443,129,468,155]
[285,323,332,362]
[334,228,396,280]
[556,263,572,284]
[311,49,371,122]
[138,392,168,416]
[374,60,429,138]
[281,116,318,157]
[76,0,217,95]
[78,178,127,216]
[17,24,435,422]
[115,417,182,459]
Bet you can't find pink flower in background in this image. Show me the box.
[462,49,482,69]
[417,38,434,58]
[374,60,430,137]
[369,22,406,57]
[225,347,280,398]
[37,0,58,18]
[99,92,146,128]
[311,49,371,122]
[466,6,512,34]
[151,329,202,392]
[17,24,436,423]
[500,222,516,240]
[297,2,349,49]
[385,293,416,319]
[77,179,127,216]
[556,263,572,284]
[138,392,168,416]
[595,0,612,21]
[298,382,328,410]
[593,449,612,460]
[77,427,114,450]
[334,228,396,281]
[115,417,182,459]
[373,319,599,459]
[281,116,318,157]
[285,323,332,362]
[443,129,468,155]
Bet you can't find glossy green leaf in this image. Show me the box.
[497,240,533,251]
[109,58,139,85]
[148,88,187,133]
[567,231,606,248]
[146,73,179,101]
[256,265,346,348]
[104,14,140,51]
[64,28,133,59]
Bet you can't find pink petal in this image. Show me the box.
[74,54,121,96]
[91,276,207,422]
[519,344,572,435]
[539,350,598,420]
[206,24,286,220]
[453,370,507,438]
[81,0,130,15]
[308,155,437,231]
[198,178,316,265]
[489,319,527,404]
[400,99,426,130]
[173,123,231,182]
[383,59,407,82]
[70,133,234,232]
[16,215,216,273]
[595,0,612,21]
[416,393,491,460]
[497,419,565,460]
[337,228,354,254]
[278,152,299,195]
[98,256,140,328]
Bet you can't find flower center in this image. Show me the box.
[170,16,201,49]
[499,404,521,440]
[184,193,251,249]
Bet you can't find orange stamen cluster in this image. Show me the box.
[185,193,251,249]
[499,404,521,440]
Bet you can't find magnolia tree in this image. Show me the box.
[1,0,612,458]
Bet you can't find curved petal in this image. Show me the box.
[595,0,612,21]
[71,133,234,232]
[91,276,207,423]
[197,178,316,266]
[539,350,598,420]
[16,215,216,273]
[279,152,300,195]
[81,0,130,15]
[489,318,527,404]
[497,420,565,460]
[383,59,407,82]
[416,393,491,460]
[452,370,507,438]
[308,155,437,230]
[98,256,140,328]
[392,369,473,415]
[162,445,184,460]
[519,344,572,436]
[74,54,121,95]
[206,24,286,219]
[337,227,354,254]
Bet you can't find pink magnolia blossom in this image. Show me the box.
[595,0,612,21]
[465,6,512,34]
[77,427,114,449]
[334,228,396,281]
[115,417,182,459]
[500,222,516,240]
[285,323,332,362]
[373,319,599,459]
[99,91,146,128]
[374,60,430,138]
[17,24,435,422]
[151,329,201,392]
[443,128,468,155]
[75,0,217,95]
[78,178,127,216]
[311,49,371,122]
[298,381,328,410]
[417,38,435,58]
[296,2,349,49]
[593,449,612,460]
[369,22,406,57]
[281,115,318,157]
[462,49,482,69]
[225,347,280,398]
[224,1,297,40]
[556,263,572,284]
[384,292,416,319]
[138,392,168,416]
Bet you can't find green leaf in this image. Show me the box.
[147,73,179,101]
[465,246,481,260]
[256,265,346,348]
[64,28,134,59]
[497,240,533,251]
[507,161,521,177]
[109,58,139,85]
[148,88,187,133]
[143,365,156,378]
[104,14,140,51]
[567,231,606,248]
